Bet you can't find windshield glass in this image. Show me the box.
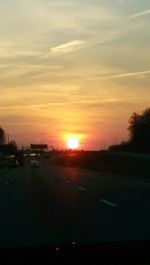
[0,0,150,249]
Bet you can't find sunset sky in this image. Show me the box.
[0,0,150,149]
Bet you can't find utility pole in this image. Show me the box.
[7,134,10,144]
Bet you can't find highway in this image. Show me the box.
[0,157,150,248]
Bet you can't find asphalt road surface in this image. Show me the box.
[0,157,150,248]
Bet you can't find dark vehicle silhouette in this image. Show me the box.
[30,159,40,168]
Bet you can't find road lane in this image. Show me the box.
[42,161,150,236]
[34,159,150,240]
[0,167,22,188]
[48,164,150,210]
[0,158,150,248]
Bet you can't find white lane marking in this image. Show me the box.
[77,186,86,191]
[100,199,118,208]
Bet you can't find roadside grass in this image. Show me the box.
[55,151,150,179]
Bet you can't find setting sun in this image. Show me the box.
[67,137,79,149]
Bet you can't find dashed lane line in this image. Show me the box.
[58,177,118,208]
[61,178,119,208]
[77,186,86,192]
[100,199,118,208]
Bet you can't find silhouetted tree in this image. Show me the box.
[109,141,131,152]
[0,127,6,145]
[109,107,150,152]
[128,108,150,149]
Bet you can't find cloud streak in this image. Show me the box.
[42,31,121,58]
[107,70,150,79]
[129,9,150,19]
[49,40,87,56]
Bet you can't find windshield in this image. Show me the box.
[0,0,150,250]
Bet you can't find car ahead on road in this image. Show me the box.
[8,159,19,169]
[30,159,40,168]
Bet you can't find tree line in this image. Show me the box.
[0,127,18,154]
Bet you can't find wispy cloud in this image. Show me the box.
[48,40,87,56]
[107,70,150,79]
[42,32,121,58]
[129,9,150,19]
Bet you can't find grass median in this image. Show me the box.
[55,151,150,179]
